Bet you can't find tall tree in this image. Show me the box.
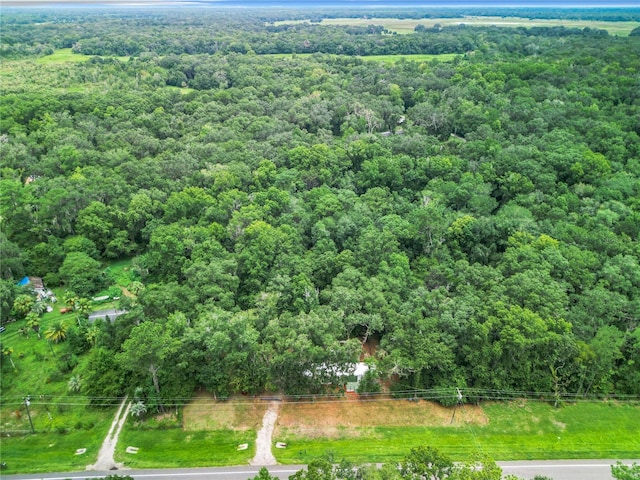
[117,321,181,412]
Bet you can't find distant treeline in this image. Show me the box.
[0,8,616,59]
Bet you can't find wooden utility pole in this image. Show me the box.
[24,396,35,433]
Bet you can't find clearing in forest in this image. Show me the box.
[182,393,268,431]
[275,398,487,439]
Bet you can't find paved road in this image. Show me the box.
[2,460,638,480]
[498,459,638,479]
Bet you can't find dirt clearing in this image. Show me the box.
[182,393,268,431]
[275,398,487,438]
[183,394,488,439]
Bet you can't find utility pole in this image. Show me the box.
[24,396,35,434]
[450,388,464,425]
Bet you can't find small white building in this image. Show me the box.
[305,362,370,392]
[88,309,128,324]
[346,362,370,392]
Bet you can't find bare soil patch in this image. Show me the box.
[182,393,268,431]
[182,394,488,439]
[274,398,487,438]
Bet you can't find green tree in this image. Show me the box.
[58,252,110,297]
[82,347,126,404]
[68,375,81,393]
[130,400,147,418]
[249,467,279,480]
[611,462,640,480]
[401,446,454,480]
[0,279,18,323]
[12,294,34,319]
[45,320,69,343]
[289,460,336,480]
[25,312,41,339]
[2,345,16,370]
[117,321,181,412]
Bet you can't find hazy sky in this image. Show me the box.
[4,0,640,4]
[2,0,640,10]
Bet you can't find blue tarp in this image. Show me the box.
[17,276,30,286]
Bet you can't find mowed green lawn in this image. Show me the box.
[0,416,113,473]
[114,427,256,468]
[278,17,639,36]
[274,401,640,464]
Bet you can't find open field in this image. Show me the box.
[261,53,459,63]
[360,53,459,63]
[111,394,265,468]
[273,399,640,464]
[114,427,256,468]
[183,393,268,431]
[0,416,113,473]
[35,48,129,64]
[35,48,92,64]
[275,17,640,36]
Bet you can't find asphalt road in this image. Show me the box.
[2,460,638,480]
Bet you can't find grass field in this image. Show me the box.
[261,53,458,63]
[35,48,130,64]
[114,427,256,468]
[0,416,113,473]
[273,399,640,464]
[275,17,639,36]
[360,54,459,63]
[112,394,265,468]
[182,393,268,431]
[35,48,92,64]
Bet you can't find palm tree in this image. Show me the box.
[2,345,16,369]
[130,400,147,418]
[25,312,41,339]
[62,290,78,309]
[44,320,69,344]
[74,297,92,326]
[31,301,46,316]
[68,375,81,393]
[85,325,100,347]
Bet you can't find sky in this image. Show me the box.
[3,0,640,5]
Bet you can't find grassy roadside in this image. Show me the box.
[1,398,638,473]
[273,400,640,464]
[114,428,256,468]
[0,415,113,473]
[112,393,264,468]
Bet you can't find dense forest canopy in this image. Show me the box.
[1,7,639,409]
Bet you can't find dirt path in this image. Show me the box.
[250,401,279,466]
[87,396,131,471]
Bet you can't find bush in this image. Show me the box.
[107,286,122,298]
[357,369,381,396]
[43,272,60,287]
[55,425,69,434]
[47,370,64,383]
[57,353,78,373]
